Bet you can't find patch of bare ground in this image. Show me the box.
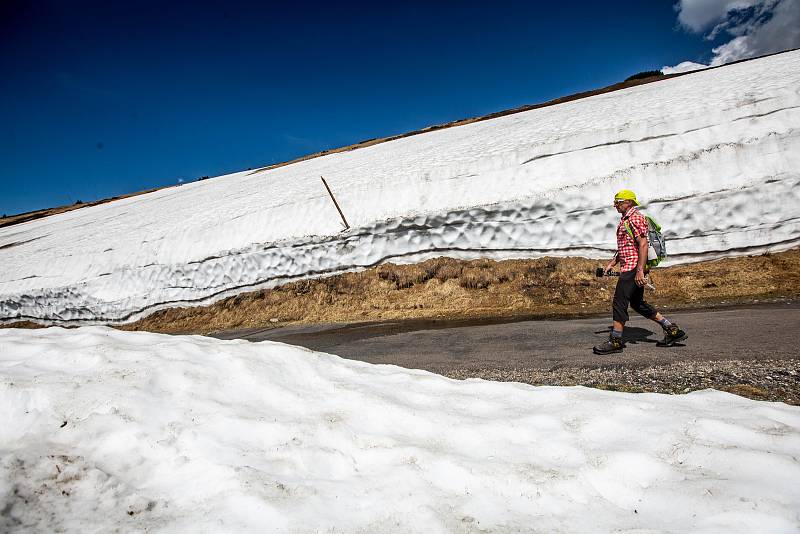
[118,247,800,335]
[0,320,47,330]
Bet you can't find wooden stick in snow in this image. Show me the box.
[320,176,350,230]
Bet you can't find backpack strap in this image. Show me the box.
[623,220,643,245]
[623,220,634,239]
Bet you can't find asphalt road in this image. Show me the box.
[210,300,800,373]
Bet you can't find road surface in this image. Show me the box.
[211,301,799,371]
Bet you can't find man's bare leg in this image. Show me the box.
[615,313,665,334]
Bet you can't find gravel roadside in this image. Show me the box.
[441,359,800,405]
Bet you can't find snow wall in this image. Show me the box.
[1,51,799,324]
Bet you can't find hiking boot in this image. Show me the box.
[657,324,687,347]
[593,336,624,355]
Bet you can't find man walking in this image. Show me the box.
[593,190,687,355]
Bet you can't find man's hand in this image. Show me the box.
[604,260,616,275]
[635,267,646,286]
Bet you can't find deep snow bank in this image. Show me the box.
[1,327,799,532]
[1,51,799,323]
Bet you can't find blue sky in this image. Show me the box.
[1,0,796,215]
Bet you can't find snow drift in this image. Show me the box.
[1,326,799,532]
[1,51,799,323]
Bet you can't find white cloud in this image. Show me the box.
[676,0,762,32]
[708,0,800,65]
[661,61,709,74]
[663,0,800,72]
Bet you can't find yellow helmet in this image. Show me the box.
[614,189,639,206]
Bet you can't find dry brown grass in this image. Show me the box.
[0,320,48,330]
[722,383,770,400]
[113,248,800,334]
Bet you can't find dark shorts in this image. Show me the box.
[613,270,657,324]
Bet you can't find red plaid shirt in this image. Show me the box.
[616,207,649,272]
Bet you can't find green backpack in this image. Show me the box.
[624,214,666,268]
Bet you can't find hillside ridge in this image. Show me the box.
[4,48,796,227]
